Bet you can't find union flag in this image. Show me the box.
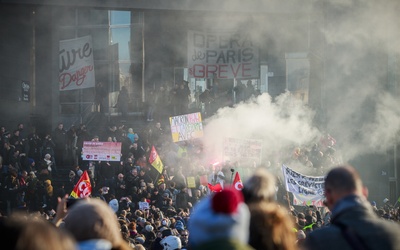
[70,170,92,198]
[233,172,244,191]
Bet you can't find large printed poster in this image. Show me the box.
[187,30,259,79]
[59,36,95,91]
[82,141,122,162]
[169,112,204,142]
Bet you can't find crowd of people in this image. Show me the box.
[0,120,400,250]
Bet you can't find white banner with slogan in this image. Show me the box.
[187,30,259,79]
[59,35,95,91]
[282,164,325,207]
[82,141,122,162]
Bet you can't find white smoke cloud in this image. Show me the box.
[201,92,321,166]
[198,0,400,172]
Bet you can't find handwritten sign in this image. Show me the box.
[81,141,122,162]
[169,112,203,142]
[187,30,259,79]
[59,36,95,91]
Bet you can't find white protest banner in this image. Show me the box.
[82,141,122,162]
[281,164,325,207]
[187,30,259,79]
[169,112,203,142]
[223,137,262,165]
[59,36,95,91]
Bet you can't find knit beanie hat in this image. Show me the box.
[188,188,250,247]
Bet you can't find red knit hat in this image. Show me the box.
[212,188,243,214]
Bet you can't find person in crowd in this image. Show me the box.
[160,235,182,250]
[76,124,91,166]
[127,128,136,144]
[66,124,79,166]
[188,188,253,250]
[116,86,130,120]
[248,202,297,250]
[95,81,108,113]
[25,171,40,212]
[0,213,77,250]
[55,197,132,250]
[27,129,42,166]
[147,89,156,122]
[52,122,67,167]
[241,167,277,205]
[115,173,127,200]
[305,165,400,250]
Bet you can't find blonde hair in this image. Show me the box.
[248,202,297,250]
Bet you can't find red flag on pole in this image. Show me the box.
[208,183,223,192]
[233,172,244,191]
[70,170,92,198]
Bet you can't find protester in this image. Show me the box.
[304,165,400,250]
[248,202,297,250]
[241,167,277,204]
[188,188,253,250]
[58,197,132,250]
[0,213,76,250]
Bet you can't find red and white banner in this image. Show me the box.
[82,141,122,162]
[187,30,259,79]
[59,36,95,91]
[70,170,92,198]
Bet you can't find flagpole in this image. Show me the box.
[153,172,160,186]
[230,168,235,184]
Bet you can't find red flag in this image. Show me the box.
[233,172,243,191]
[70,170,92,198]
[208,183,223,192]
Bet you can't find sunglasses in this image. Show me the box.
[181,234,188,236]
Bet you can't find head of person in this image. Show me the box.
[324,165,367,210]
[0,213,76,250]
[248,202,297,250]
[118,173,124,180]
[242,167,276,204]
[64,198,130,250]
[160,235,182,250]
[188,188,250,248]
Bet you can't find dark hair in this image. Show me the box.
[325,165,362,194]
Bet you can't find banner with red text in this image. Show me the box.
[187,30,259,79]
[81,141,122,162]
[59,36,95,91]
